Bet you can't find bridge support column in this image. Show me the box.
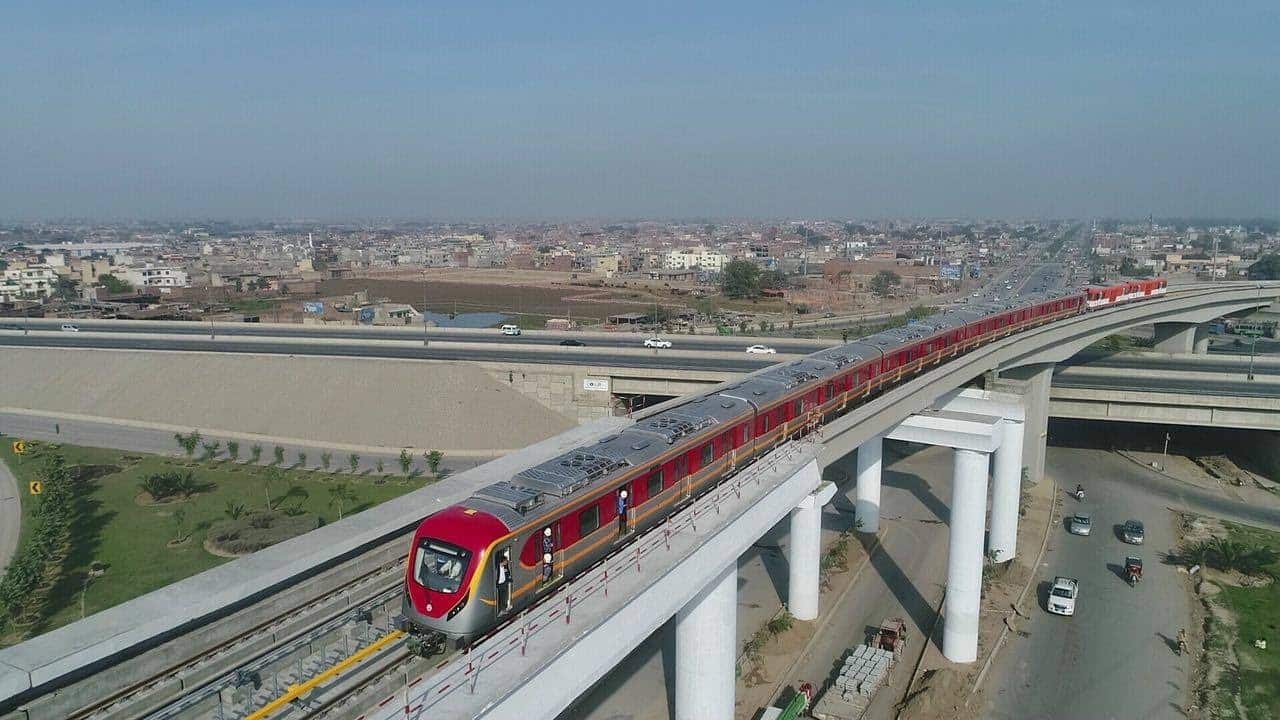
[944,448,990,663]
[676,562,737,720]
[989,363,1052,485]
[788,483,838,621]
[855,435,883,534]
[989,418,1024,564]
[1153,321,1209,354]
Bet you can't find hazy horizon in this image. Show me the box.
[2,2,1277,221]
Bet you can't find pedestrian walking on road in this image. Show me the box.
[1177,628,1188,656]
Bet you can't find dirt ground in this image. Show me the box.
[318,277,688,323]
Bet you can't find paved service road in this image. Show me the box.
[984,446,1198,720]
[0,411,498,478]
[0,458,20,576]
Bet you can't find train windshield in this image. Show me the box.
[413,539,472,594]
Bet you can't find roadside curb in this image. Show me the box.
[965,468,1060,704]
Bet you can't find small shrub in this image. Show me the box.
[272,446,285,466]
[398,449,413,475]
[250,444,263,463]
[227,440,240,462]
[321,452,332,471]
[349,453,360,474]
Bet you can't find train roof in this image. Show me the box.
[455,282,1097,530]
[463,391,755,528]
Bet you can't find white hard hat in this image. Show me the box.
[543,553,552,564]
[544,527,553,537]
[620,489,628,499]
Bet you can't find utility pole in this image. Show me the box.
[422,270,429,346]
[1161,432,1171,470]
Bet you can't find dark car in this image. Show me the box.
[1121,519,1145,545]
[559,339,586,347]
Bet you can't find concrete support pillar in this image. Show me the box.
[675,563,737,720]
[1193,325,1211,354]
[943,448,990,663]
[989,419,1024,563]
[787,483,836,621]
[990,363,1053,485]
[1153,321,1207,354]
[854,435,883,534]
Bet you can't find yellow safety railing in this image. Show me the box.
[245,629,406,720]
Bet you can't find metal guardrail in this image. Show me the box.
[355,440,811,719]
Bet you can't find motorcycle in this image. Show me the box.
[1073,487,1085,502]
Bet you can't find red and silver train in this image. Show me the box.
[400,278,1166,642]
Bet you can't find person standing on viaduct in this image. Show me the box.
[616,489,629,536]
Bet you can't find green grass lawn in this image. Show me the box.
[0,441,429,645]
[1207,521,1280,718]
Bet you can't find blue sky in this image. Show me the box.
[1,2,1276,220]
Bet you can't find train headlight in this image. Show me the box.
[447,591,470,621]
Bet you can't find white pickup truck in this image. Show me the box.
[1047,576,1079,616]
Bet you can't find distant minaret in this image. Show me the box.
[1148,214,1153,232]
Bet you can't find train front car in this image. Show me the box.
[401,504,509,643]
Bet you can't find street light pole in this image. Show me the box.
[1162,432,1171,470]
[422,271,429,347]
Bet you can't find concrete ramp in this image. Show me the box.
[0,348,576,452]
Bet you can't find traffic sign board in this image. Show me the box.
[28,481,42,495]
[11,441,26,455]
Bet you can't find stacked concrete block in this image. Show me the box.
[834,645,894,697]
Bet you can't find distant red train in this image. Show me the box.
[399,277,1167,644]
[1084,278,1166,309]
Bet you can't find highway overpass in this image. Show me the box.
[2,281,1278,720]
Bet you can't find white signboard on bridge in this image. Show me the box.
[583,377,610,392]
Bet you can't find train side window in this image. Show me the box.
[647,471,662,498]
[792,399,802,417]
[701,443,713,466]
[762,415,771,433]
[739,425,750,445]
[578,505,600,536]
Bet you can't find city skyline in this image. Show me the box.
[2,1,1277,220]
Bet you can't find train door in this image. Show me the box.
[495,546,513,613]
[539,524,561,588]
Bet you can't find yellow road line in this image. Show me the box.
[245,629,406,720]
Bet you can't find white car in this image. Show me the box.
[1047,576,1079,616]
[745,344,776,354]
[643,337,672,349]
[60,323,80,332]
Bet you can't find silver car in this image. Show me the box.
[1121,519,1144,545]
[1068,512,1092,536]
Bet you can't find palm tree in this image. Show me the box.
[328,483,357,520]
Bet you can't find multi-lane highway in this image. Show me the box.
[4,318,833,354]
[0,330,788,372]
[984,447,1280,719]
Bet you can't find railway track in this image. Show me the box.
[46,538,410,720]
